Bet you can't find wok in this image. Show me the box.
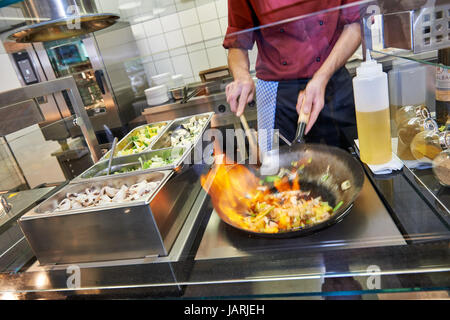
[215,106,365,238]
[215,143,365,238]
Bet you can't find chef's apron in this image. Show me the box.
[256,67,357,153]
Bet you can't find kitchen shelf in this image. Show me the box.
[370,49,448,69]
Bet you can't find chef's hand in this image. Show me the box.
[296,74,328,135]
[226,75,255,117]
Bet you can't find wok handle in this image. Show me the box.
[294,96,310,144]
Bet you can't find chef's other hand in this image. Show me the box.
[226,75,255,117]
[296,74,328,135]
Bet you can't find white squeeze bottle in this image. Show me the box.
[353,50,392,165]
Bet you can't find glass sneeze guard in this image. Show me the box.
[0,0,448,299]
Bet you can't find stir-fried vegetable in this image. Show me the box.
[341,180,351,191]
[232,188,334,234]
[209,156,344,234]
[333,201,344,212]
[233,158,344,233]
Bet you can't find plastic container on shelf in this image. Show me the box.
[433,148,450,187]
[353,50,392,165]
[388,59,427,127]
[410,129,450,163]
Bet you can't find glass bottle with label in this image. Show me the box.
[410,129,450,163]
[397,117,437,160]
[435,49,450,128]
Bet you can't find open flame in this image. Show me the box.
[200,158,260,224]
[200,155,309,231]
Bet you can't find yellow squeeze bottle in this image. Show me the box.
[353,51,392,165]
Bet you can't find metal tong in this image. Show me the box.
[278,95,310,146]
[180,86,204,104]
[294,95,310,145]
[0,195,11,215]
[107,137,118,176]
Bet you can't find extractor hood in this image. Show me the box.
[7,0,119,43]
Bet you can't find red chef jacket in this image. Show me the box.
[223,0,361,81]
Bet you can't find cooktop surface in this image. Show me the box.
[195,175,406,260]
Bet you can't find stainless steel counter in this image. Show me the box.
[195,175,406,261]
[0,187,56,233]
[0,163,448,299]
[0,187,56,272]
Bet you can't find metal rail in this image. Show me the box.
[0,76,102,162]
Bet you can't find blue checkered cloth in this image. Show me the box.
[256,79,278,153]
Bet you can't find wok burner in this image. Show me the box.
[195,175,406,260]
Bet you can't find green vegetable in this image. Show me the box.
[321,174,329,182]
[333,201,344,212]
[142,161,151,169]
[253,206,274,221]
[110,152,182,175]
[265,175,281,183]
[138,157,152,170]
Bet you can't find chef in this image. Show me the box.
[224,0,362,153]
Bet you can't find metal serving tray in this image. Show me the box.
[71,147,187,184]
[150,112,214,151]
[19,171,174,265]
[101,120,173,160]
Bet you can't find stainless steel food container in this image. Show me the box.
[101,120,173,160]
[71,147,187,184]
[150,112,214,151]
[169,86,187,100]
[151,112,214,166]
[19,171,175,265]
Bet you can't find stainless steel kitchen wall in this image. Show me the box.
[92,20,147,125]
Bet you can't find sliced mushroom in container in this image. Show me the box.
[46,179,162,214]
